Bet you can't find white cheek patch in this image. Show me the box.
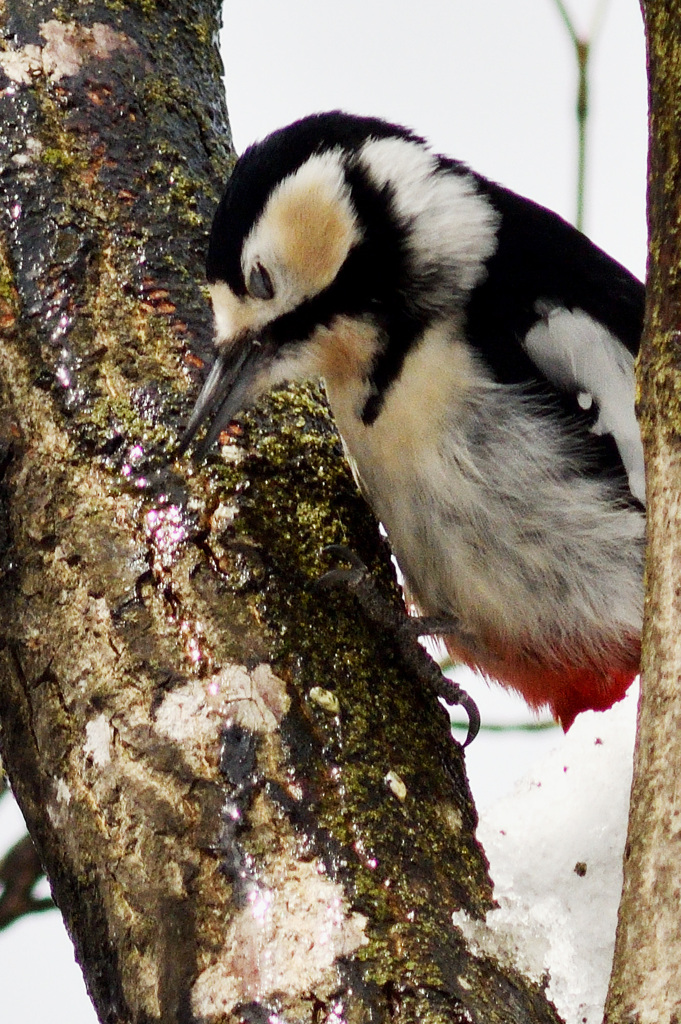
[209,281,273,343]
[523,305,645,505]
[209,154,360,349]
[242,150,361,312]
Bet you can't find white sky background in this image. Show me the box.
[222,0,648,278]
[0,2,648,1020]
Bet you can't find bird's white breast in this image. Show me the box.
[324,324,645,662]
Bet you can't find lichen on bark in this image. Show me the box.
[0,2,566,1022]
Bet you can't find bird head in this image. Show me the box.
[179,111,497,454]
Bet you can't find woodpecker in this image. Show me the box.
[180,111,646,730]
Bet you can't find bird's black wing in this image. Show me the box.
[464,179,646,506]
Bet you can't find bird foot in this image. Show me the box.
[317,545,480,746]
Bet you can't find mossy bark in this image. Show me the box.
[0,2,564,1022]
[604,3,681,1023]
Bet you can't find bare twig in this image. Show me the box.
[553,0,580,45]
[0,833,53,930]
[550,0,612,230]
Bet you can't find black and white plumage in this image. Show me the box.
[182,112,646,729]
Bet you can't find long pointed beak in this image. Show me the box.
[177,333,269,458]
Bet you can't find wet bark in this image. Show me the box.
[0,2,564,1022]
[604,3,681,1023]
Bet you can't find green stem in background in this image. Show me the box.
[450,720,560,735]
[551,0,611,231]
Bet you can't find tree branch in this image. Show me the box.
[605,2,681,1020]
[0,2,566,1021]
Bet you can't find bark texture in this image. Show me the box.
[0,3,565,1022]
[605,3,681,1022]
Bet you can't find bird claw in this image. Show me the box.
[315,567,364,589]
[316,545,369,590]
[442,682,481,747]
[322,544,368,572]
[316,544,481,747]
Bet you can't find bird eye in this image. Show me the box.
[247,262,274,300]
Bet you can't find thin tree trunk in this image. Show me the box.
[605,3,681,1022]
[0,3,565,1021]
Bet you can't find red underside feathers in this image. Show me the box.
[445,635,641,731]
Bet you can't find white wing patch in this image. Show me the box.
[523,305,645,505]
